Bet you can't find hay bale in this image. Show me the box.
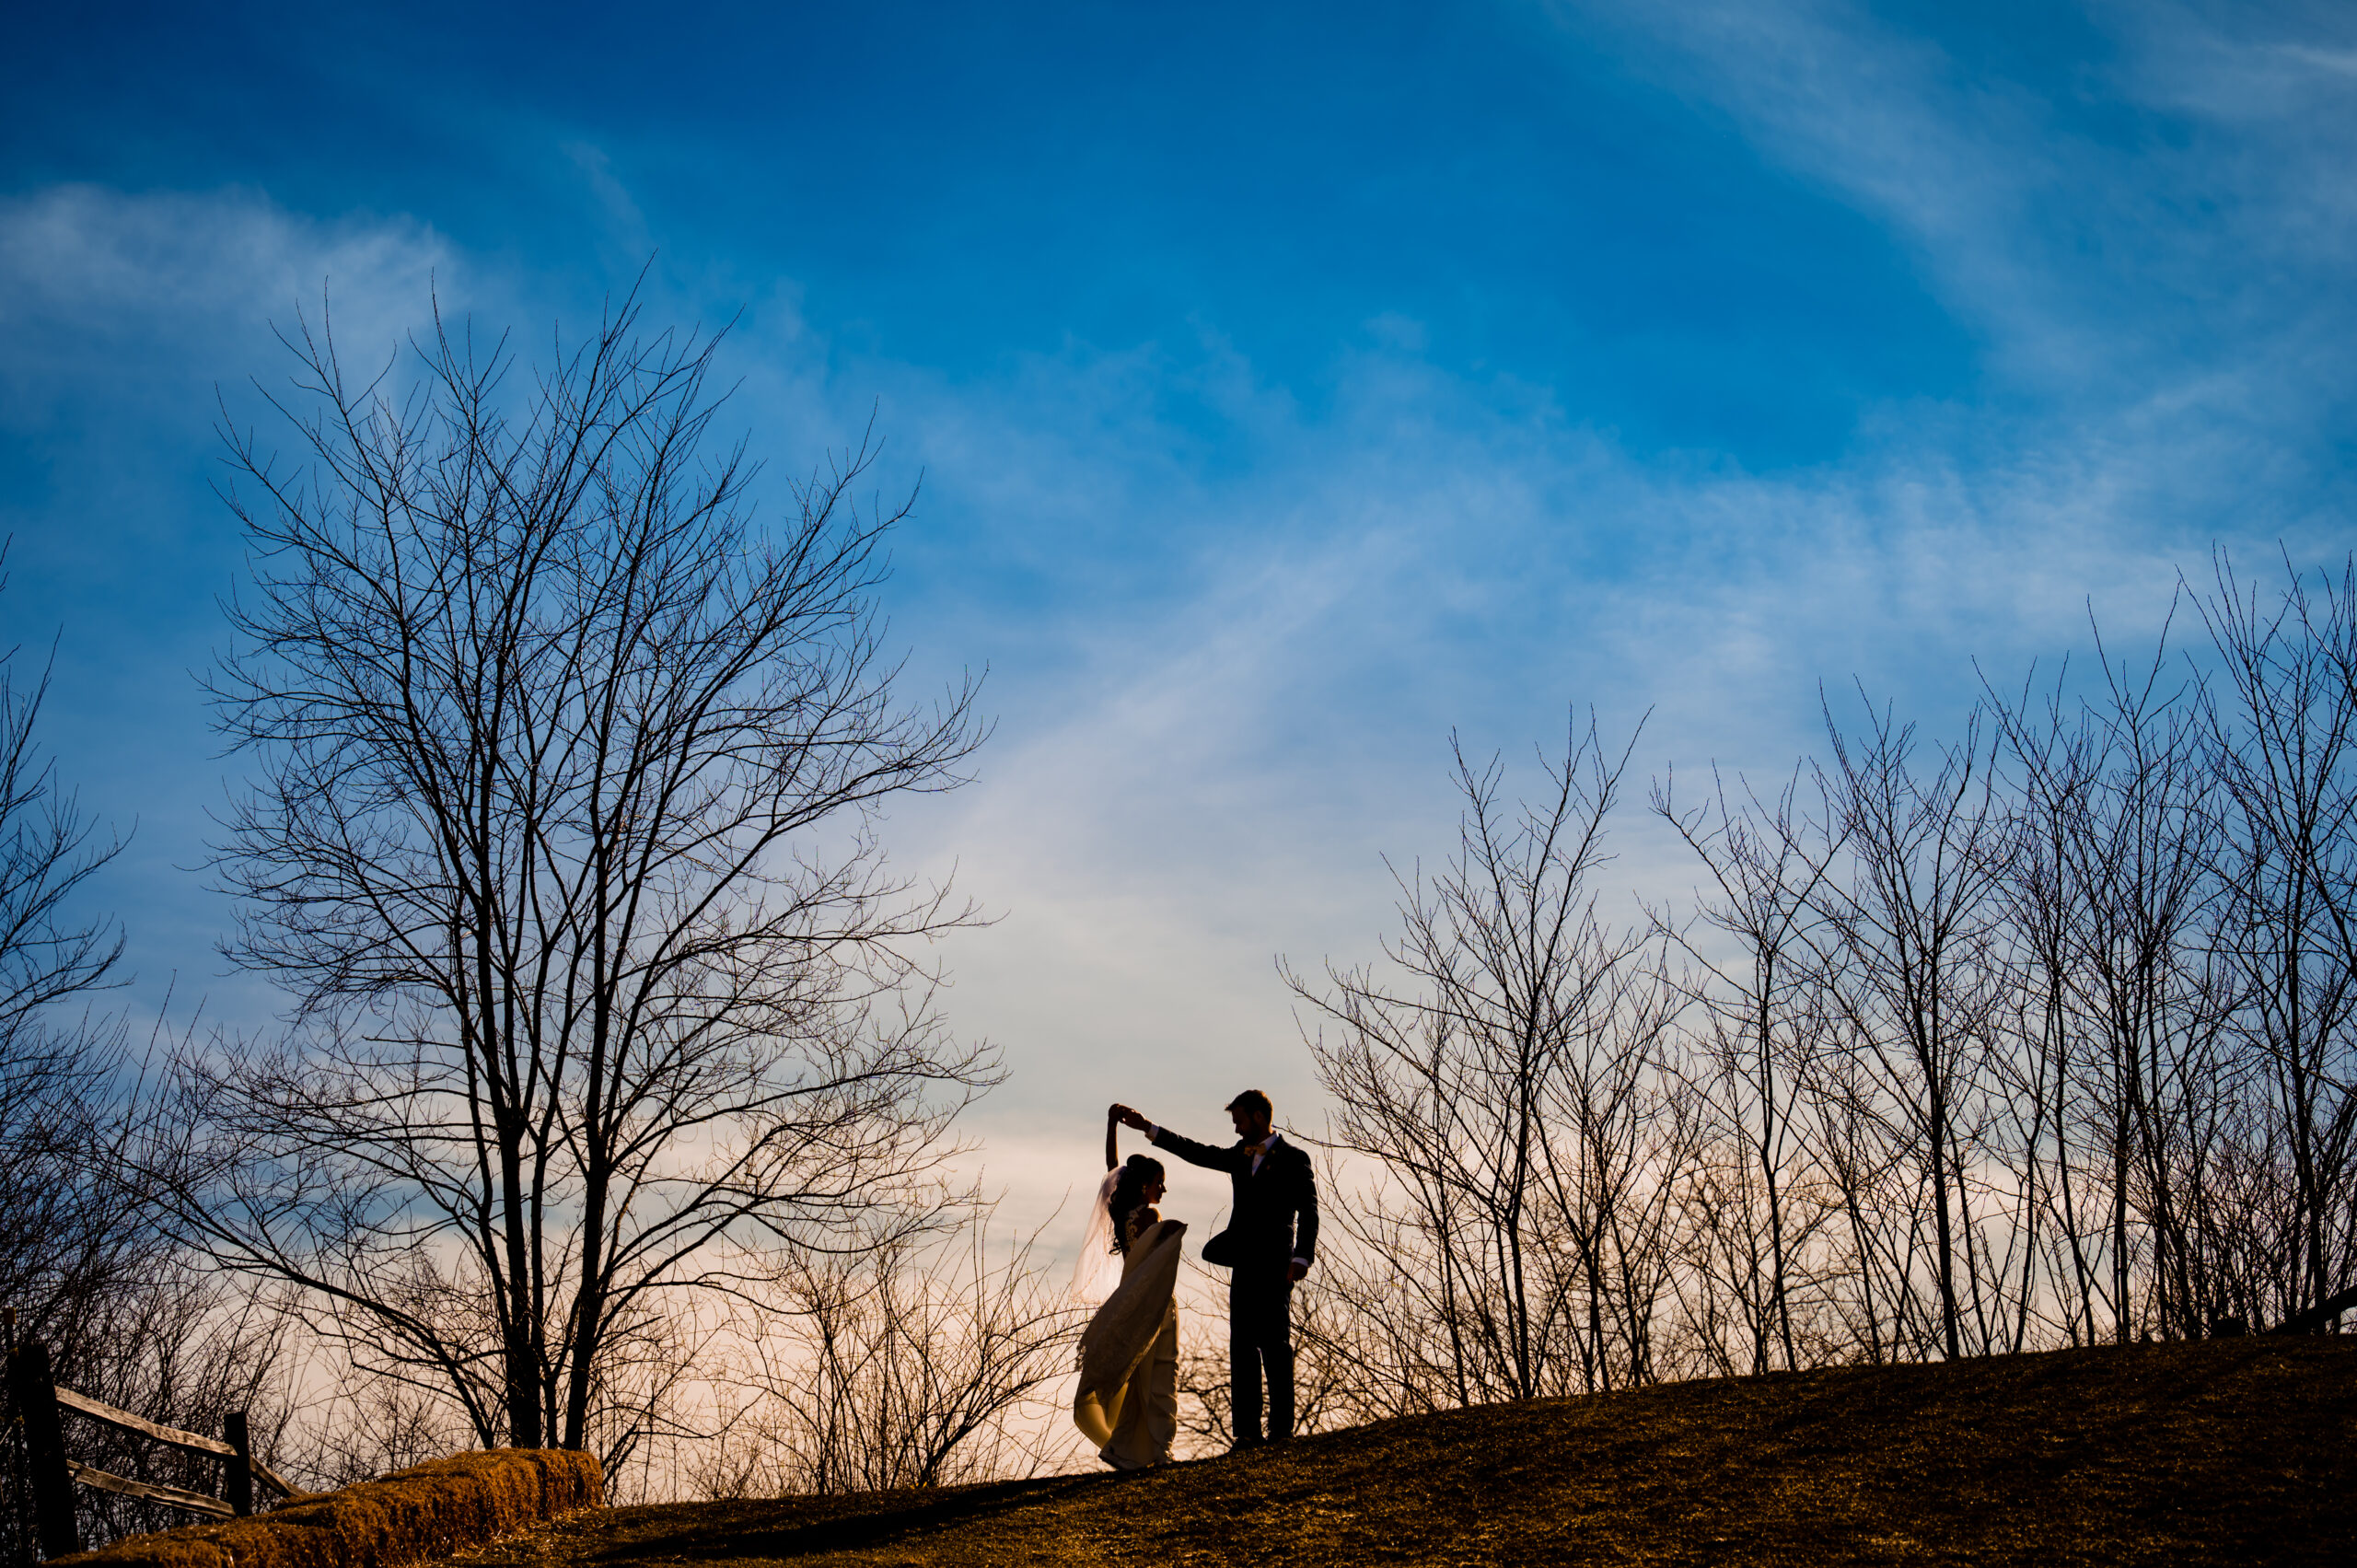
[53,1448,603,1568]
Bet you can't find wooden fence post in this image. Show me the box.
[222,1413,251,1519]
[4,1344,75,1560]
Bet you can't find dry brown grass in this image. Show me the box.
[467,1339,2351,1566]
[55,1449,604,1568]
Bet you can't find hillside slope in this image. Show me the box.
[466,1340,2355,1566]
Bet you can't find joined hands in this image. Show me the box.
[1109,1103,1150,1131]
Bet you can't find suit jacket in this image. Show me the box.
[1150,1127,1318,1272]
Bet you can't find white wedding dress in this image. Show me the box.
[1072,1184,1184,1469]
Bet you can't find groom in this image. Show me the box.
[1111,1091,1318,1449]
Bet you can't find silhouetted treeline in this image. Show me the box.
[1286,554,2357,1418]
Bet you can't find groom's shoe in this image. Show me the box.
[1226,1435,1266,1456]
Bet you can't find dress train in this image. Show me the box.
[1073,1216,1184,1469]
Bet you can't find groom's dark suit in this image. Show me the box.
[1148,1125,1318,1442]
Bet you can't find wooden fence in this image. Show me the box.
[6,1337,294,1560]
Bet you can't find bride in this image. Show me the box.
[1071,1104,1185,1469]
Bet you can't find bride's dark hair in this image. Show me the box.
[1107,1154,1165,1254]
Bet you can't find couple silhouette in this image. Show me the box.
[1071,1091,1319,1469]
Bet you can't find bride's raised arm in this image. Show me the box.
[1105,1104,1120,1171]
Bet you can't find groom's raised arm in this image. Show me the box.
[1148,1123,1245,1174]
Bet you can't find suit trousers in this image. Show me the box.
[1228,1264,1295,1441]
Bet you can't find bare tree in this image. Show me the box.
[0,548,143,1551]
[1652,764,1844,1374]
[1810,696,2021,1361]
[2195,553,2357,1326]
[1288,714,1688,1403]
[695,1200,1077,1495]
[1990,615,2225,1343]
[1,555,296,1551]
[142,289,996,1469]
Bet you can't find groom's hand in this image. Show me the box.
[1109,1104,1150,1131]
[1289,1260,1309,1283]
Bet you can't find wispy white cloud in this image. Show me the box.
[2099,1,2357,121]
[1558,0,2357,441]
[0,186,468,1035]
[0,185,458,401]
[1552,0,2084,377]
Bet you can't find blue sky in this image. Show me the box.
[6,0,2356,1222]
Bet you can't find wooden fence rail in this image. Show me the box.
[6,1336,291,1560]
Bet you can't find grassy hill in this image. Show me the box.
[466,1339,2355,1566]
